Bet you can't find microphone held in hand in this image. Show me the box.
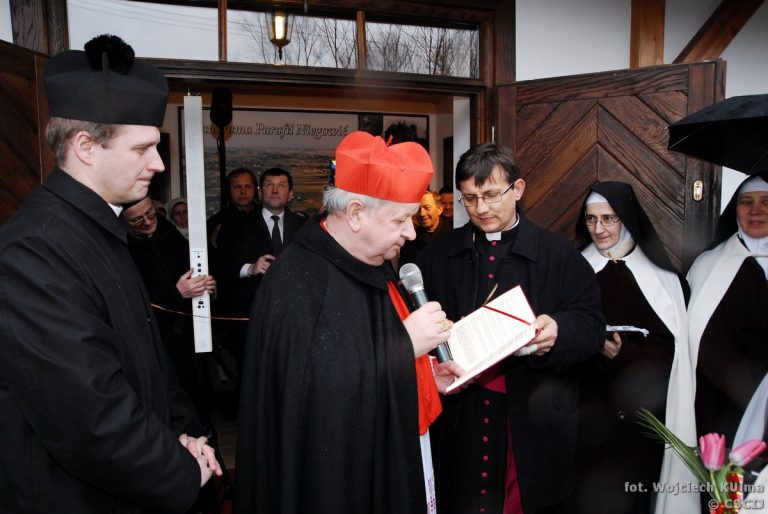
[399,263,453,363]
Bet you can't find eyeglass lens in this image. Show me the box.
[460,183,514,206]
[585,215,619,227]
[129,209,157,226]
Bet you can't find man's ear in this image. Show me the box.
[513,178,526,201]
[345,199,365,233]
[71,131,97,165]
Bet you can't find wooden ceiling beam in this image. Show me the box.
[127,0,497,25]
[674,0,764,64]
[629,0,665,68]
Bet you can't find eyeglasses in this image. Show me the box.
[459,183,515,207]
[127,208,157,227]
[584,214,620,227]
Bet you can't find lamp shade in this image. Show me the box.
[268,10,293,59]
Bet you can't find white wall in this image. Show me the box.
[516,0,631,80]
[516,0,768,209]
[0,0,12,43]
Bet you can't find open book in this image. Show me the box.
[444,285,538,393]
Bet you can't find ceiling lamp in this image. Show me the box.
[268,9,293,60]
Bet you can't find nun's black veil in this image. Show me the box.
[575,181,677,273]
[708,171,768,250]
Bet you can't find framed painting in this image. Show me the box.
[178,107,429,217]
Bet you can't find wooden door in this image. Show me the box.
[497,62,725,272]
[0,40,53,225]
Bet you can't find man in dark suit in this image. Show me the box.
[215,167,306,319]
[213,167,306,412]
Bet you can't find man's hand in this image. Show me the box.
[178,434,223,487]
[602,332,622,359]
[432,360,466,394]
[528,314,557,356]
[247,254,275,276]
[176,269,216,299]
[403,301,452,357]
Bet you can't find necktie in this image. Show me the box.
[271,215,283,255]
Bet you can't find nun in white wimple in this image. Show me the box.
[688,173,768,444]
[571,181,695,514]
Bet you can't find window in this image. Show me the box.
[67,0,218,60]
[228,10,357,68]
[66,1,480,78]
[366,21,479,78]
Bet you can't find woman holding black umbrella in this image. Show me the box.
[571,181,695,514]
[688,173,768,443]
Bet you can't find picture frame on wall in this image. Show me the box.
[178,108,429,218]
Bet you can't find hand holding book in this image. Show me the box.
[443,285,539,393]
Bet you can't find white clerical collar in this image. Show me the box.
[485,215,520,241]
[108,203,123,216]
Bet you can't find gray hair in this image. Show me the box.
[323,186,387,214]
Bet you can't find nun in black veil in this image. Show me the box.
[687,173,768,444]
[570,181,696,514]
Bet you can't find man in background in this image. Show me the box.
[438,185,455,223]
[0,34,220,513]
[215,167,306,319]
[213,167,306,416]
[123,195,216,422]
[207,167,258,249]
[400,189,452,264]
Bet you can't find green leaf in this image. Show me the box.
[636,408,712,489]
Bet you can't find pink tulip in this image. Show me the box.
[699,433,726,471]
[730,439,767,467]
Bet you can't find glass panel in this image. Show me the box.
[228,10,357,68]
[67,0,218,60]
[366,21,479,78]
[0,0,12,44]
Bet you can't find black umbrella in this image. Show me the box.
[668,94,768,175]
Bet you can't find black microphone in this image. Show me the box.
[399,263,453,363]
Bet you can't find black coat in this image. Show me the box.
[127,217,199,398]
[234,221,427,514]
[0,169,201,513]
[416,214,604,513]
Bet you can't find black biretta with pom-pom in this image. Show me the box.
[43,34,168,126]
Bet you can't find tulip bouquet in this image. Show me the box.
[637,408,767,514]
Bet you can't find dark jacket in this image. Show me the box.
[127,217,201,400]
[0,168,201,514]
[234,220,427,514]
[417,213,604,513]
[214,205,306,317]
[399,216,453,265]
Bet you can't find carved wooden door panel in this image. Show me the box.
[497,62,725,271]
